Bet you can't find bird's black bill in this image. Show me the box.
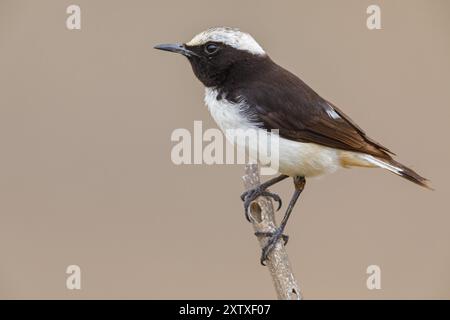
[154,43,197,57]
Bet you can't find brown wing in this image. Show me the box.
[233,63,394,159]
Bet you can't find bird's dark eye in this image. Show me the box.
[204,43,219,55]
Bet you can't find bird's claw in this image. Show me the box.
[241,188,282,222]
[255,229,289,266]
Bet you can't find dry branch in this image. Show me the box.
[242,164,302,300]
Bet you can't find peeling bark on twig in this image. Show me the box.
[242,164,302,300]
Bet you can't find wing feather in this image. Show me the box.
[230,63,394,159]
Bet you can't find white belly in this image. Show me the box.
[204,88,341,177]
[275,136,340,177]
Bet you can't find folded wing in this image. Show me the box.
[233,64,394,159]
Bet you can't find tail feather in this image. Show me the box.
[363,155,432,189]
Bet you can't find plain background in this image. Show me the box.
[0,0,449,299]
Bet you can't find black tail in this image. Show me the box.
[367,156,432,189]
[385,159,431,189]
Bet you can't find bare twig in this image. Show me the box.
[242,164,302,300]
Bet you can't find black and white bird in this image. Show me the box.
[155,27,430,264]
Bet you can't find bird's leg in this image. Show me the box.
[241,174,289,222]
[255,176,306,265]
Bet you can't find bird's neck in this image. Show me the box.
[224,55,274,87]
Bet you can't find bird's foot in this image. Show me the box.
[240,187,282,222]
[255,229,289,266]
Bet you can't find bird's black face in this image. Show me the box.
[155,41,256,87]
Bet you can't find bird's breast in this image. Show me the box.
[204,87,257,131]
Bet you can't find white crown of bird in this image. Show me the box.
[186,27,266,56]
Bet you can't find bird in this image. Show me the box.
[154,27,430,265]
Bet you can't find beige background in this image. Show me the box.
[0,0,449,299]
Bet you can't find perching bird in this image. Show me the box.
[155,27,430,265]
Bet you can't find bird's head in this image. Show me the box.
[154,27,267,87]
